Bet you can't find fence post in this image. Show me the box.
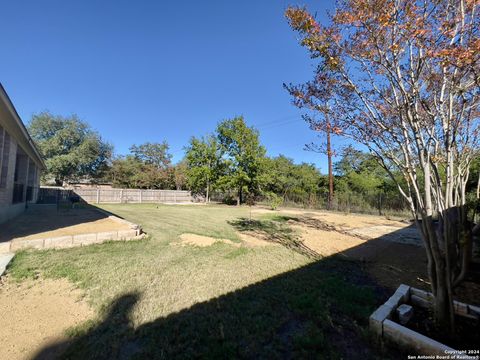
[174,192,177,203]
[140,189,142,203]
[96,188,100,204]
[120,189,123,203]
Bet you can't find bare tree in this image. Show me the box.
[286,0,479,332]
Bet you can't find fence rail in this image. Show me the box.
[39,187,197,204]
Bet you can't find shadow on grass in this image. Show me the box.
[30,225,429,359]
[0,204,115,243]
[32,256,393,360]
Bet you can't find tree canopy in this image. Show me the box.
[28,111,112,185]
[185,135,224,202]
[129,142,172,169]
[216,117,266,205]
[110,141,175,189]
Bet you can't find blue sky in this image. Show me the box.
[1,0,337,172]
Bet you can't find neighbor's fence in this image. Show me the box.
[38,187,196,204]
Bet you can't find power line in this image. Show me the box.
[254,115,304,130]
[169,115,305,156]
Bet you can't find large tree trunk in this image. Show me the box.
[477,170,480,200]
[433,272,453,335]
[205,176,210,203]
[421,218,455,333]
[417,205,474,334]
[237,187,242,206]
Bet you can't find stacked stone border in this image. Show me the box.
[0,209,144,254]
[370,284,480,356]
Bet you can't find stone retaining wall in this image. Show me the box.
[0,212,144,254]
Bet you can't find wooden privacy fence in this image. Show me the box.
[39,187,196,204]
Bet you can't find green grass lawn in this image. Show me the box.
[8,204,392,359]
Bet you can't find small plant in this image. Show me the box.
[266,192,283,210]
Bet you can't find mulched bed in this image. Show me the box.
[392,304,480,350]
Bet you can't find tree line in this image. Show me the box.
[29,111,432,212]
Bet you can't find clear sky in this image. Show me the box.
[1,0,336,172]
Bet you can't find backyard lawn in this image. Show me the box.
[3,204,413,359]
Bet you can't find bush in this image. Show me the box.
[266,192,283,210]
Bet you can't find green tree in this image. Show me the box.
[262,155,323,207]
[130,142,172,169]
[334,146,405,213]
[109,156,144,188]
[109,156,172,189]
[172,160,188,190]
[28,111,112,185]
[217,117,266,205]
[185,135,223,202]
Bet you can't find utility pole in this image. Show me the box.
[326,114,334,210]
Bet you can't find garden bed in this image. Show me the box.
[370,284,480,356]
[0,205,143,253]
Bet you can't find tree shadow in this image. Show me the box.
[0,204,128,243]
[33,293,140,360]
[30,220,480,359]
[32,255,399,360]
[29,226,432,360]
[228,217,320,259]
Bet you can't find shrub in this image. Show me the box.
[266,192,283,210]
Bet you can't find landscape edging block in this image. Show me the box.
[44,236,74,249]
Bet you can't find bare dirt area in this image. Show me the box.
[290,224,365,257]
[236,232,276,247]
[251,207,432,291]
[0,206,131,243]
[177,233,241,247]
[177,233,274,248]
[252,207,407,228]
[16,217,130,240]
[0,277,94,360]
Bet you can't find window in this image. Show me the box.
[0,126,10,188]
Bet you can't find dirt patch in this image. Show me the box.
[252,208,408,230]
[252,211,427,292]
[177,233,275,248]
[0,206,131,243]
[236,232,277,247]
[291,224,366,258]
[307,211,407,230]
[16,218,131,241]
[178,233,241,247]
[0,277,94,360]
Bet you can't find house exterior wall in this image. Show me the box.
[0,128,41,224]
[0,84,44,225]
